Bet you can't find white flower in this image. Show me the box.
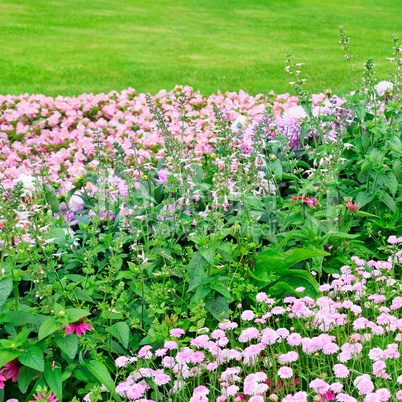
[374,80,393,97]
[17,173,40,195]
[231,115,247,133]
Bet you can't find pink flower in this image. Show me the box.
[31,392,58,402]
[396,391,402,401]
[287,333,302,346]
[278,367,293,379]
[249,397,264,402]
[241,310,255,321]
[190,351,205,364]
[238,327,260,343]
[309,379,329,394]
[333,364,349,379]
[115,356,129,368]
[3,359,21,382]
[322,392,335,402]
[62,317,91,337]
[170,328,185,338]
[153,373,171,386]
[375,389,391,402]
[330,383,343,393]
[164,340,178,350]
[291,194,319,209]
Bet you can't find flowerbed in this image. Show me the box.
[0,30,402,402]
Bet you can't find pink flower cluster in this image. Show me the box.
[113,237,402,401]
[0,87,297,184]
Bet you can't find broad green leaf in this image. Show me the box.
[216,243,234,262]
[192,285,212,303]
[278,247,330,270]
[48,227,66,245]
[38,317,62,340]
[18,366,37,394]
[369,148,385,167]
[198,246,215,265]
[44,360,62,399]
[0,349,20,367]
[277,269,319,298]
[385,172,398,197]
[191,164,204,183]
[4,311,44,326]
[54,333,78,360]
[390,135,402,155]
[188,252,207,280]
[204,296,229,320]
[19,346,44,372]
[377,190,397,212]
[267,282,295,299]
[73,287,94,303]
[0,278,13,310]
[271,159,283,180]
[45,190,60,213]
[84,360,121,401]
[210,282,231,299]
[65,308,90,323]
[106,322,130,349]
[355,191,375,208]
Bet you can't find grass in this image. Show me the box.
[0,0,401,97]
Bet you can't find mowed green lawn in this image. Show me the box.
[0,0,401,97]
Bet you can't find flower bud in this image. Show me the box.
[58,311,65,317]
[269,394,278,402]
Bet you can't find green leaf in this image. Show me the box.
[369,148,385,167]
[44,360,62,399]
[210,282,231,299]
[0,349,20,367]
[54,333,78,360]
[48,227,66,245]
[84,360,121,401]
[18,366,37,394]
[38,317,62,340]
[73,288,94,303]
[277,269,319,298]
[267,282,295,299]
[188,252,207,280]
[385,172,398,197]
[216,243,234,262]
[106,322,130,349]
[355,191,375,208]
[390,135,402,155]
[0,278,13,310]
[393,159,402,183]
[270,159,283,180]
[4,311,43,326]
[377,190,397,212]
[45,189,60,213]
[198,246,215,265]
[204,296,229,320]
[192,285,212,303]
[65,308,90,323]
[191,164,204,183]
[19,346,44,372]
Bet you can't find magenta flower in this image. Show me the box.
[3,359,21,382]
[62,317,91,337]
[291,194,318,209]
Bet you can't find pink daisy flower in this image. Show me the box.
[62,317,91,337]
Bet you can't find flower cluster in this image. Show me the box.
[112,238,402,401]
